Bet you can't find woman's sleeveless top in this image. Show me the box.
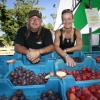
[59,28,76,52]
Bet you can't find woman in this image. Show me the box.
[14,10,54,63]
[54,9,82,67]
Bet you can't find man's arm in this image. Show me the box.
[14,44,29,55]
[38,44,54,55]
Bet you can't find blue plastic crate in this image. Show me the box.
[9,59,55,73]
[13,52,22,60]
[82,51,100,58]
[5,59,55,87]
[20,51,84,65]
[21,52,56,65]
[0,52,22,78]
[21,55,50,65]
[0,52,22,61]
[54,50,84,59]
[62,76,100,100]
[82,51,100,65]
[55,58,100,72]
[0,55,13,60]
[0,52,22,79]
[21,51,60,65]
[70,51,84,63]
[0,59,10,79]
[83,51,100,65]
[0,77,63,100]
[69,50,83,58]
[56,50,84,63]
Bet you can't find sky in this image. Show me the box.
[0,0,60,35]
[6,0,60,25]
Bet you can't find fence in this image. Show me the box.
[0,46,15,55]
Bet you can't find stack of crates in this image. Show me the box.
[55,56,100,100]
[21,52,56,65]
[0,50,100,100]
[0,59,10,79]
[62,76,100,100]
[55,57,100,72]
[82,51,100,58]
[0,78,63,100]
[82,51,100,65]
[0,51,64,100]
[21,50,84,65]
[0,52,22,79]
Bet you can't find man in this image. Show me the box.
[14,10,54,63]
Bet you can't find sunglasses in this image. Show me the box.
[62,9,73,15]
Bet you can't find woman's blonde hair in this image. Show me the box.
[61,9,73,18]
[62,9,74,43]
[62,27,74,43]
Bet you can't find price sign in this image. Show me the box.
[85,8,100,28]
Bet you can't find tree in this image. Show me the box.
[0,0,45,45]
[43,23,54,33]
[2,34,13,46]
[0,0,53,46]
[47,23,54,33]
[0,0,7,4]
[14,0,45,26]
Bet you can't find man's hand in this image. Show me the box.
[31,57,40,64]
[26,49,40,61]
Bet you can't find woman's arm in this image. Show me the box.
[54,30,76,67]
[54,30,66,57]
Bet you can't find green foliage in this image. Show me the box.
[0,0,46,46]
[0,0,53,46]
[0,4,19,41]
[2,34,13,46]
[43,23,54,33]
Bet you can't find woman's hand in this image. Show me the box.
[65,55,76,67]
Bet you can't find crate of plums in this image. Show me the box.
[0,52,22,79]
[69,51,84,63]
[62,76,100,100]
[55,57,100,81]
[5,59,55,87]
[0,78,63,100]
[58,51,84,63]
[46,51,84,61]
